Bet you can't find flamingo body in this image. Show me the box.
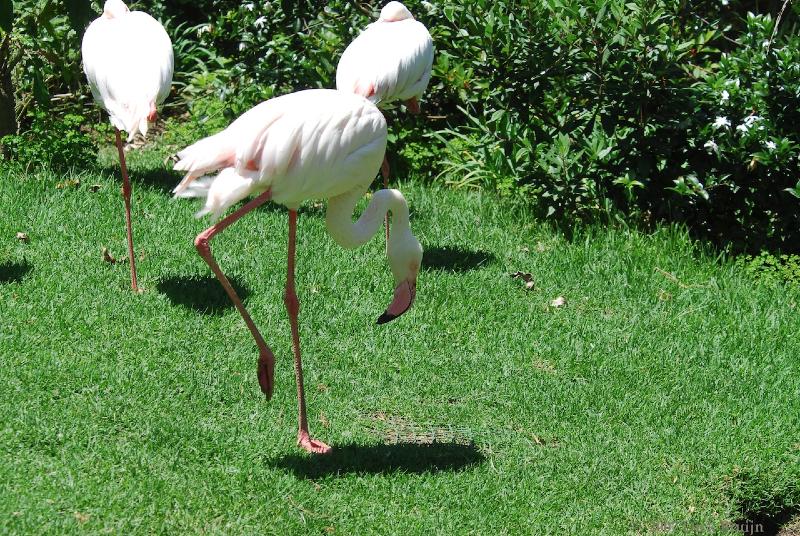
[82,0,173,140]
[173,89,422,454]
[336,2,433,107]
[174,89,388,217]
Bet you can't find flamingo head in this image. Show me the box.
[377,1,414,22]
[103,0,129,18]
[378,227,422,324]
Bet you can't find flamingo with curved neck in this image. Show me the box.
[173,89,422,454]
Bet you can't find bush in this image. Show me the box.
[426,1,800,250]
[10,0,800,251]
[682,13,800,251]
[1,111,97,172]
[735,251,800,286]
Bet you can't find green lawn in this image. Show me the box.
[1,140,798,535]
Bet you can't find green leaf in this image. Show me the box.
[32,69,49,106]
[0,0,12,33]
[63,0,92,32]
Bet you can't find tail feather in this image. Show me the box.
[175,168,257,220]
[106,100,152,141]
[172,133,236,195]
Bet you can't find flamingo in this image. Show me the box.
[336,1,434,193]
[172,89,423,454]
[82,0,173,291]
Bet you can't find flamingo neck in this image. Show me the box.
[325,187,419,285]
[326,188,410,249]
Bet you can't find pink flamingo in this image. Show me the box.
[172,89,423,454]
[82,0,173,291]
[336,1,434,189]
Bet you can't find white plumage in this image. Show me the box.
[174,89,388,218]
[173,89,422,454]
[82,0,173,140]
[336,1,434,107]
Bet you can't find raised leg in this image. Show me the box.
[194,190,276,400]
[114,128,138,292]
[286,210,332,454]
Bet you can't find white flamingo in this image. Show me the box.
[82,0,173,291]
[172,89,423,454]
[336,1,434,188]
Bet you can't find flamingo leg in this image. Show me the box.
[114,128,139,292]
[194,190,276,400]
[381,156,390,246]
[286,210,332,454]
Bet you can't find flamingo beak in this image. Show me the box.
[377,279,416,325]
[257,348,275,400]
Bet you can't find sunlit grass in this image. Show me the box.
[1,140,798,534]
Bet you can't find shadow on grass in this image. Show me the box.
[130,166,178,194]
[269,441,484,478]
[100,164,179,195]
[422,245,496,272]
[0,260,32,284]
[735,505,800,536]
[156,274,250,315]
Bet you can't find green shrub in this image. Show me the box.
[681,13,800,252]
[4,0,87,132]
[735,251,800,286]
[1,111,97,172]
[9,0,797,251]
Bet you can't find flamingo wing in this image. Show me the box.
[336,19,434,105]
[174,90,387,219]
[82,11,173,140]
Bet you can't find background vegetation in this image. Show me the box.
[2,1,799,532]
[1,0,799,251]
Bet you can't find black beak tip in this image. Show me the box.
[376,311,398,325]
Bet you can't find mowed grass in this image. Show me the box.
[1,140,799,535]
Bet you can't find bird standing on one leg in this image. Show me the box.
[336,1,434,240]
[172,89,423,454]
[82,0,173,291]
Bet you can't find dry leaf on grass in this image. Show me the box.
[101,247,116,264]
[550,296,566,308]
[16,232,29,242]
[510,271,535,290]
[73,512,90,524]
[88,184,102,193]
[56,179,80,189]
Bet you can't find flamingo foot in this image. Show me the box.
[298,431,332,454]
[257,348,275,401]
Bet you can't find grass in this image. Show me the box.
[1,138,799,535]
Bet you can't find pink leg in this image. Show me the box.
[194,190,276,400]
[405,97,421,115]
[286,210,331,454]
[114,128,139,292]
[147,102,158,122]
[381,156,390,246]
